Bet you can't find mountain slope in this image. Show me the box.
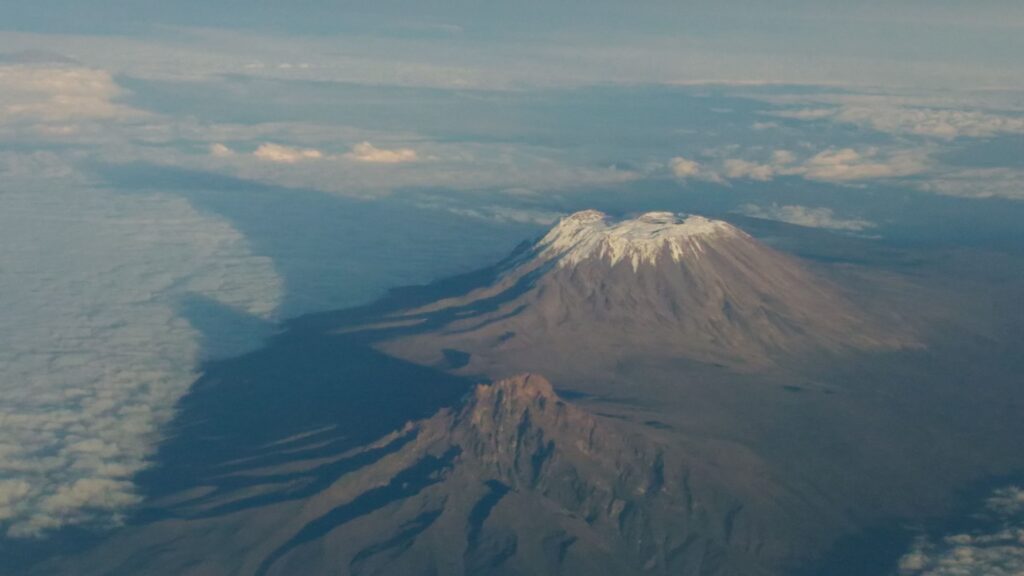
[43,375,801,576]
[358,210,911,374]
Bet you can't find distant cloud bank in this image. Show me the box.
[671,147,928,186]
[0,64,141,124]
[253,142,324,163]
[344,141,419,164]
[769,100,1024,140]
[737,204,876,231]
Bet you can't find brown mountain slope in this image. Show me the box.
[357,210,913,376]
[39,375,815,576]
[30,212,1024,576]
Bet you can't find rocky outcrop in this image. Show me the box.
[45,375,780,576]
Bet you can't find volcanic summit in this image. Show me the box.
[367,210,909,374]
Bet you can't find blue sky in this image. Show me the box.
[0,0,1022,546]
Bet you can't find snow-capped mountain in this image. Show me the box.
[38,211,984,576]
[368,210,911,375]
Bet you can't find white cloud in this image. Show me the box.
[343,141,419,164]
[836,106,1024,139]
[0,160,282,536]
[988,486,1024,516]
[209,142,235,157]
[723,158,776,181]
[897,485,1024,576]
[769,102,1024,140]
[737,204,875,231]
[670,156,701,177]
[674,146,929,187]
[252,142,324,163]
[41,478,139,516]
[917,168,1024,200]
[0,480,31,522]
[769,108,837,120]
[669,156,701,178]
[192,139,639,197]
[0,69,641,199]
[799,147,929,182]
[772,149,797,165]
[669,156,723,183]
[0,64,144,125]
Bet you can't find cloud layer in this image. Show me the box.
[0,64,140,123]
[0,159,282,537]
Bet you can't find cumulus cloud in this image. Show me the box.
[674,147,928,186]
[987,486,1024,515]
[670,156,701,178]
[198,139,638,197]
[799,147,929,182]
[897,485,1024,576]
[209,142,235,157]
[723,158,776,181]
[771,149,797,165]
[0,161,282,536]
[0,480,31,522]
[669,156,723,183]
[0,62,672,199]
[0,64,144,125]
[344,141,419,164]
[253,142,324,163]
[737,204,875,231]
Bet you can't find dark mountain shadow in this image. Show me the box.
[135,329,471,503]
[287,239,540,340]
[127,240,545,519]
[96,163,540,318]
[176,293,279,360]
[0,267,499,574]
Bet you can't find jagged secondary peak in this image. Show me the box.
[457,374,571,441]
[444,374,649,498]
[539,210,743,270]
[467,374,556,413]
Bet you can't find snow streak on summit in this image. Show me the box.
[540,211,741,270]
